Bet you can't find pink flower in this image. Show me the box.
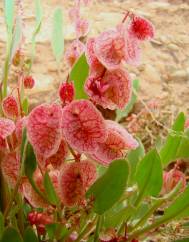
[2,95,19,119]
[89,120,138,165]
[59,82,75,105]
[0,136,6,150]
[1,152,20,187]
[75,18,89,38]
[85,68,132,110]
[45,139,68,168]
[62,100,107,153]
[128,16,155,41]
[59,160,96,206]
[27,104,62,159]
[162,169,186,194]
[65,40,85,67]
[23,76,35,89]
[185,119,189,129]
[0,118,15,139]
[68,7,80,22]
[85,38,105,75]
[15,117,27,143]
[94,29,125,70]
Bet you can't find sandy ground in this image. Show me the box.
[0,0,189,113]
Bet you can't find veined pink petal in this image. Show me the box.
[0,118,15,139]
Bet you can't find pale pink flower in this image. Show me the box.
[85,38,105,75]
[2,95,19,119]
[23,76,35,89]
[0,118,15,139]
[75,18,89,38]
[59,82,75,105]
[15,117,27,143]
[27,104,62,159]
[161,169,186,195]
[85,68,132,110]
[79,160,97,189]
[128,16,155,41]
[65,40,85,67]
[1,152,20,187]
[89,120,138,165]
[185,119,189,129]
[68,7,80,22]
[94,29,125,70]
[62,100,107,153]
[45,139,68,168]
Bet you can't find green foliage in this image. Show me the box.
[33,0,43,36]
[22,98,29,114]
[4,0,15,33]
[1,227,23,242]
[46,223,68,240]
[23,227,38,242]
[51,7,64,63]
[116,79,140,121]
[43,172,60,206]
[135,149,163,204]
[87,159,129,214]
[0,212,4,240]
[24,143,37,179]
[70,54,89,100]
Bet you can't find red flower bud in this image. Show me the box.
[24,76,35,89]
[59,82,75,105]
[2,95,19,119]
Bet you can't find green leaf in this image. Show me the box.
[175,129,189,159]
[33,0,43,36]
[1,227,23,242]
[0,212,4,239]
[160,112,185,166]
[128,138,145,185]
[24,143,37,178]
[46,223,68,240]
[10,16,22,62]
[51,7,64,63]
[87,159,129,214]
[70,54,89,100]
[43,172,60,206]
[20,128,27,158]
[23,227,38,242]
[22,98,29,114]
[116,79,140,122]
[4,0,15,33]
[135,149,163,204]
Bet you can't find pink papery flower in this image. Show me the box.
[86,38,105,75]
[2,95,19,119]
[45,139,68,168]
[23,169,61,208]
[65,40,85,67]
[89,120,138,165]
[1,152,20,187]
[27,104,62,159]
[59,82,75,105]
[128,16,155,41]
[85,68,132,110]
[161,169,186,195]
[185,119,189,129]
[82,0,91,5]
[0,118,15,139]
[68,7,80,22]
[59,160,96,206]
[15,117,27,143]
[23,76,35,89]
[94,29,125,70]
[62,100,107,153]
[75,18,89,38]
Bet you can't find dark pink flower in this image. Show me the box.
[65,40,85,67]
[162,169,186,195]
[0,136,6,150]
[75,18,89,38]
[23,76,35,89]
[89,120,138,165]
[128,16,155,41]
[2,95,19,119]
[59,82,75,105]
[0,118,15,138]
[79,160,97,189]
[94,29,125,70]
[1,152,20,187]
[85,68,131,110]
[45,139,68,168]
[62,100,107,153]
[27,104,62,159]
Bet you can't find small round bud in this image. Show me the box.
[23,76,35,89]
[2,95,19,119]
[12,50,23,66]
[59,82,75,105]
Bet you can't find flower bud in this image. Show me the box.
[2,95,19,119]
[23,76,35,89]
[59,82,75,105]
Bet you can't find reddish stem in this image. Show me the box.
[122,11,130,23]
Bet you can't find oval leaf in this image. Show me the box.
[24,143,37,179]
[1,227,23,242]
[70,54,89,100]
[87,159,129,214]
[4,0,15,33]
[23,227,38,242]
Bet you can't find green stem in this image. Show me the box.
[94,215,103,242]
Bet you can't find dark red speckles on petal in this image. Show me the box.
[0,118,15,139]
